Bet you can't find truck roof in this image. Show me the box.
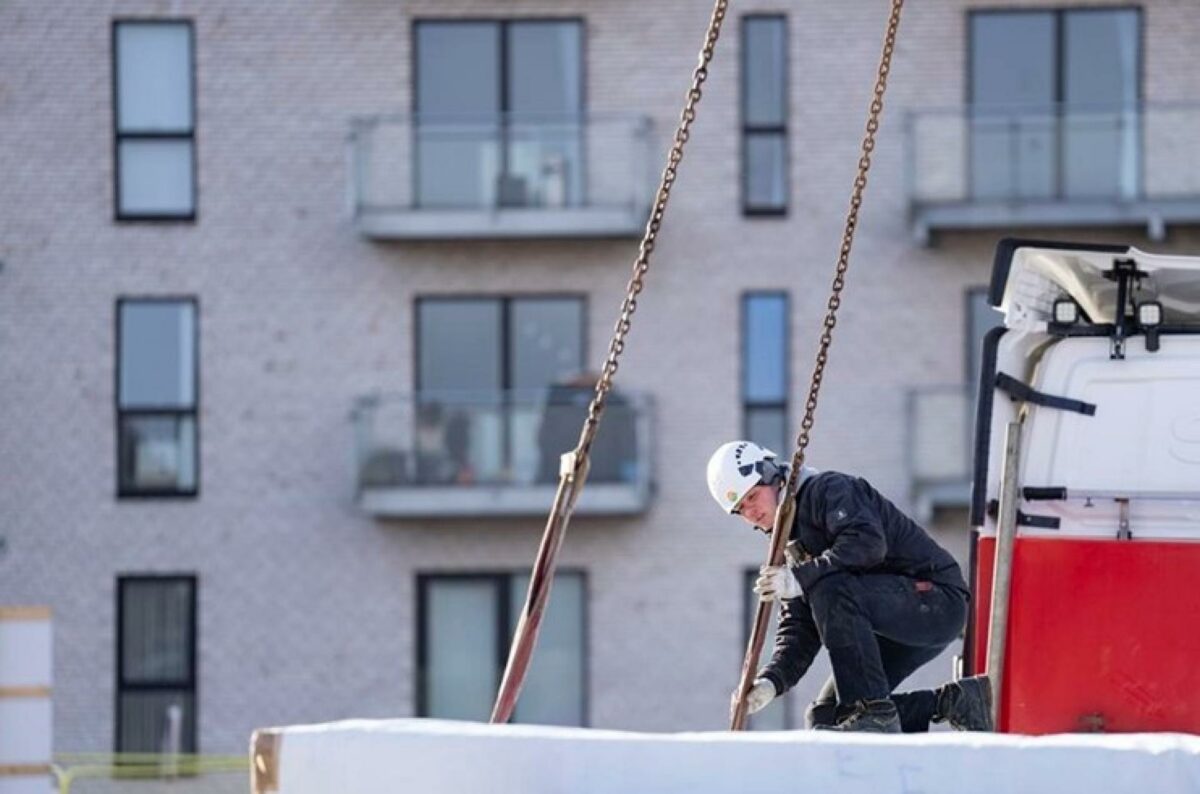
[989,238,1200,329]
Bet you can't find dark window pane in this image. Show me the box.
[118,577,196,753]
[415,23,501,207]
[743,294,787,402]
[121,579,194,683]
[118,690,196,753]
[415,123,500,208]
[417,300,504,484]
[116,23,192,132]
[118,139,194,216]
[510,299,585,483]
[507,23,582,118]
[506,23,583,208]
[1063,10,1139,198]
[424,579,500,721]
[415,23,500,119]
[418,300,503,393]
[509,573,584,726]
[969,113,1057,200]
[1064,11,1139,108]
[509,299,584,391]
[746,406,787,458]
[743,17,786,127]
[745,133,787,210]
[536,384,637,485]
[970,13,1056,200]
[114,23,194,219]
[119,302,196,408]
[118,414,197,492]
[971,13,1055,109]
[421,574,585,724]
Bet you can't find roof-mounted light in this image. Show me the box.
[1137,301,1163,328]
[1053,299,1080,325]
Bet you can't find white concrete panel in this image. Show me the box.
[0,620,52,688]
[262,719,1200,794]
[0,777,55,794]
[0,700,52,764]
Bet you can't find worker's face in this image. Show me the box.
[734,483,779,534]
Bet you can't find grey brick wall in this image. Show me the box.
[2,0,1199,752]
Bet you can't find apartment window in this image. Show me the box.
[416,296,586,484]
[414,20,583,209]
[113,20,197,220]
[117,298,199,497]
[742,293,789,455]
[969,8,1140,201]
[117,576,197,753]
[418,572,586,725]
[741,15,789,214]
[743,569,790,729]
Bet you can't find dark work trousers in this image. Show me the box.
[803,571,968,733]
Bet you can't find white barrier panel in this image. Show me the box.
[251,719,1200,794]
[0,606,53,794]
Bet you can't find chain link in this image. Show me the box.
[573,0,729,463]
[782,0,903,496]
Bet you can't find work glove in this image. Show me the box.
[730,678,776,719]
[753,564,803,602]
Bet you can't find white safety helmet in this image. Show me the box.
[706,440,778,514]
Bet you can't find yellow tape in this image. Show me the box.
[0,686,51,698]
[0,606,51,621]
[0,764,51,777]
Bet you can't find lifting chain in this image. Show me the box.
[576,0,730,459]
[492,0,730,725]
[732,0,905,731]
[785,0,903,491]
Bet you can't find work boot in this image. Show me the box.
[814,699,902,733]
[935,675,993,731]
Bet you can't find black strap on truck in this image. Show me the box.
[994,372,1097,416]
[986,499,1061,530]
[1022,486,1067,501]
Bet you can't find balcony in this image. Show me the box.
[907,103,1200,244]
[348,113,654,240]
[907,385,972,522]
[353,390,654,518]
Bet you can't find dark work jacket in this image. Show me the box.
[758,470,968,696]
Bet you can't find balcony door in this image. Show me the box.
[416,297,584,485]
[969,9,1140,201]
[418,572,585,725]
[414,20,583,209]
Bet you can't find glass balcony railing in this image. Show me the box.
[353,389,653,518]
[906,102,1200,242]
[348,113,654,239]
[906,385,973,521]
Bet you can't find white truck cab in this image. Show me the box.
[965,239,1200,733]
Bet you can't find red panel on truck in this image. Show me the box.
[972,535,1200,734]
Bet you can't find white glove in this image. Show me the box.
[730,678,776,719]
[754,564,803,602]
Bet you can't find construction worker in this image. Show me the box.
[709,440,993,733]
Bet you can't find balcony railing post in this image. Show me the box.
[1008,115,1019,201]
[903,109,915,209]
